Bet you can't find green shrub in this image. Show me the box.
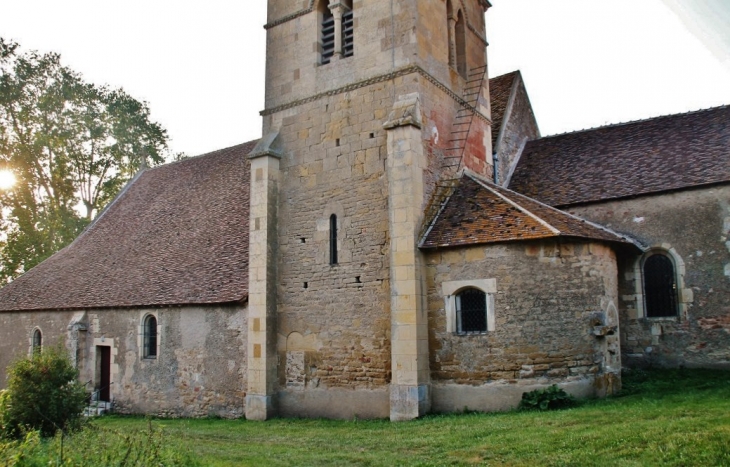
[1,345,88,439]
[0,423,200,466]
[518,384,577,411]
[0,431,44,467]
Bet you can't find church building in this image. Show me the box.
[0,0,728,421]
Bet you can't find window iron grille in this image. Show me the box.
[456,288,487,333]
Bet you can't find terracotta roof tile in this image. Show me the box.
[420,173,635,249]
[0,141,256,311]
[509,105,730,206]
[489,71,519,150]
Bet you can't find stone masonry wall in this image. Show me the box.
[0,310,76,388]
[263,0,494,417]
[264,0,418,110]
[568,185,730,369]
[268,80,408,397]
[425,240,620,410]
[0,305,247,418]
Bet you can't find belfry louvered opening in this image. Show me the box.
[342,9,354,57]
[321,10,335,64]
[319,0,353,65]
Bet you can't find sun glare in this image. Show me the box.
[0,170,16,190]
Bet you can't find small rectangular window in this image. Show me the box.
[456,288,487,333]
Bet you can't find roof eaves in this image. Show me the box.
[468,170,644,249]
[554,179,730,209]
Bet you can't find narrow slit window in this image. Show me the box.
[32,329,42,353]
[329,214,338,265]
[455,10,467,79]
[143,315,158,358]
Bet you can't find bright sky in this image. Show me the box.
[1,0,729,156]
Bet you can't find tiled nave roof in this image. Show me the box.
[509,105,730,207]
[0,141,256,311]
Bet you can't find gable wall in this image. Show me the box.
[567,184,730,368]
[497,77,539,185]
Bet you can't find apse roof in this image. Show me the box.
[420,172,637,249]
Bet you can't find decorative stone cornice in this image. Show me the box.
[263,1,315,30]
[260,65,492,125]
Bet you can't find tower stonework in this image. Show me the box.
[249,0,493,420]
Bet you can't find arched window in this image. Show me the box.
[32,328,42,353]
[643,253,679,318]
[143,315,158,358]
[456,287,487,333]
[329,214,338,265]
[455,10,467,79]
[446,0,456,69]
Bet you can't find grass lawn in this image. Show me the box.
[4,369,730,466]
[89,369,730,466]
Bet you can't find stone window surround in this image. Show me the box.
[633,244,692,320]
[442,278,496,334]
[138,312,161,361]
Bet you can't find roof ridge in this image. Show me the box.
[489,70,519,81]
[75,139,259,243]
[535,103,730,141]
[146,140,259,173]
[466,172,560,235]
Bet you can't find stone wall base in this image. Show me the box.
[245,394,276,421]
[431,379,597,413]
[278,388,390,419]
[389,384,431,421]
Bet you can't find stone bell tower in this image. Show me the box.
[247,0,494,421]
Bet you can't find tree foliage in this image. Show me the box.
[1,345,88,439]
[0,38,169,281]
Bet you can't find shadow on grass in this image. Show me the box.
[619,367,730,398]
